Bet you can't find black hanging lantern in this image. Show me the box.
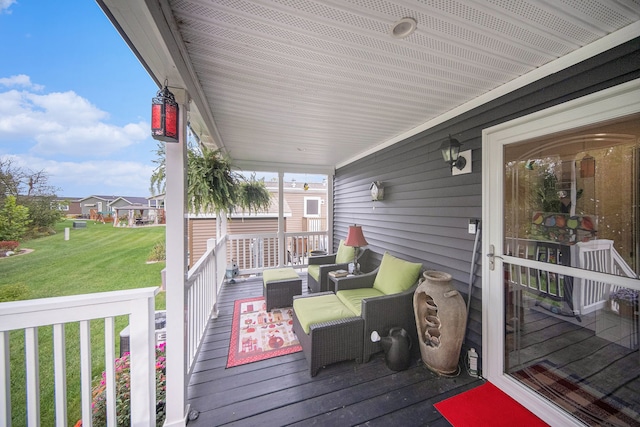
[151,81,179,142]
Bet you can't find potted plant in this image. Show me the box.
[609,288,639,318]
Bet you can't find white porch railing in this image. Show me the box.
[505,237,637,315]
[185,238,224,379]
[0,287,158,427]
[0,230,327,426]
[226,231,329,274]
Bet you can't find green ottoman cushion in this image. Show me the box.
[307,264,320,281]
[263,267,299,287]
[336,288,385,316]
[293,294,357,334]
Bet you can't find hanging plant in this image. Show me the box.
[187,145,239,214]
[151,142,271,215]
[237,174,271,214]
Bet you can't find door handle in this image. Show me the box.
[487,244,504,271]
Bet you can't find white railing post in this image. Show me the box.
[129,297,155,426]
[164,87,189,427]
[1,331,11,426]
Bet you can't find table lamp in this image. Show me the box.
[344,224,368,274]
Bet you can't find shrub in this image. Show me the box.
[0,284,30,302]
[0,240,20,251]
[147,241,166,262]
[91,343,166,426]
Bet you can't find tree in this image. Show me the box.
[0,196,31,241]
[0,158,62,231]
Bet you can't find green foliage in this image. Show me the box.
[149,142,166,196]
[0,283,30,302]
[237,175,271,214]
[0,195,31,241]
[91,343,167,426]
[148,240,166,262]
[20,195,63,231]
[188,145,239,214]
[151,142,272,215]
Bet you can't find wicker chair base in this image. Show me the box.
[264,276,302,311]
[293,299,364,377]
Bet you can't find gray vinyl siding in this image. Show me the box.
[333,37,640,370]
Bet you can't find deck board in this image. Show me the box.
[187,275,481,426]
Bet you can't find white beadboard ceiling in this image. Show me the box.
[99,0,640,172]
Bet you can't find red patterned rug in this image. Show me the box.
[226,297,301,368]
[512,361,640,426]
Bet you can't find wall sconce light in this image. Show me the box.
[439,135,472,175]
[439,135,466,170]
[151,80,179,142]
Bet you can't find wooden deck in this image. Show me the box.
[187,274,482,426]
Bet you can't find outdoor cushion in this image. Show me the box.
[293,294,357,334]
[372,252,422,295]
[335,240,355,264]
[263,267,299,287]
[336,288,385,317]
[307,264,320,281]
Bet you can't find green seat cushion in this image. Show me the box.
[336,288,385,316]
[263,267,299,287]
[372,252,422,295]
[307,264,320,281]
[335,239,356,264]
[293,294,357,334]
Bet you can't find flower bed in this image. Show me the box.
[86,343,166,426]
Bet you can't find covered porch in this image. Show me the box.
[2,0,639,426]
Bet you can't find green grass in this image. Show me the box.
[1,220,166,426]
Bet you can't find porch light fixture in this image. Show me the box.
[151,80,179,143]
[391,17,417,39]
[439,135,466,170]
[344,224,368,274]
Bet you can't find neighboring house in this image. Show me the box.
[188,192,294,265]
[78,195,151,218]
[55,197,82,217]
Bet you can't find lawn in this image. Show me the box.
[1,219,166,426]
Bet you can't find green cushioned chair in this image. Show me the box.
[333,252,422,363]
[293,251,423,376]
[307,241,370,293]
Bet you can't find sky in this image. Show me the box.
[0,0,160,198]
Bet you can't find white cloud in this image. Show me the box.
[0,81,150,157]
[0,74,43,90]
[2,154,155,197]
[0,0,16,14]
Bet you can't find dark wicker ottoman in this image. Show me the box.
[263,267,302,311]
[292,292,364,377]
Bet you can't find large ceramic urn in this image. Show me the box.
[413,270,467,376]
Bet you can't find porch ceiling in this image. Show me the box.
[98,0,640,172]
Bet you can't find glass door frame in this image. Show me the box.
[481,78,640,426]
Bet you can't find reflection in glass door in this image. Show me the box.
[502,113,640,425]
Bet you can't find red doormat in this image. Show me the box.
[512,361,640,426]
[226,297,301,368]
[434,382,548,427]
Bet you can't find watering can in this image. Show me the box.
[371,327,412,371]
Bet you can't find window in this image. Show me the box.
[304,197,321,217]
